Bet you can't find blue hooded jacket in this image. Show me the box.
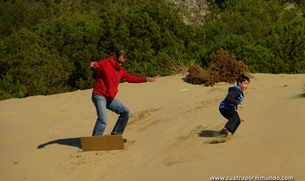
[219,85,244,112]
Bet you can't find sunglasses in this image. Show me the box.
[116,58,125,64]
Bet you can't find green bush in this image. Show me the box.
[0,0,201,100]
[0,73,28,99]
[201,0,305,73]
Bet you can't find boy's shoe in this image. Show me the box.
[219,128,229,135]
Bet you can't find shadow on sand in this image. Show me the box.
[198,130,220,137]
[37,137,81,149]
[198,130,231,144]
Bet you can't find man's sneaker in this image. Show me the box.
[111,133,127,143]
[219,128,229,135]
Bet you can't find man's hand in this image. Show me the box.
[146,75,160,82]
[90,62,99,69]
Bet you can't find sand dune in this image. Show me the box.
[0,73,304,181]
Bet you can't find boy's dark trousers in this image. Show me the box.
[219,107,241,134]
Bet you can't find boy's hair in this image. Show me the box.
[116,50,127,59]
[237,74,250,84]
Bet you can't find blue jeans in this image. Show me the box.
[91,93,130,136]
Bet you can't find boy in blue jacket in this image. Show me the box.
[219,74,250,135]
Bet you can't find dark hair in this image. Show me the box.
[116,50,127,59]
[237,74,250,84]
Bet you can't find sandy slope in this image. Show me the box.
[0,73,304,181]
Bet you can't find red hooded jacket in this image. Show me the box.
[92,56,146,100]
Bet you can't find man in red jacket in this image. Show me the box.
[90,50,159,136]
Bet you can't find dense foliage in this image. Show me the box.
[203,0,305,74]
[0,0,304,100]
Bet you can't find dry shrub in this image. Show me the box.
[184,64,206,84]
[185,49,248,86]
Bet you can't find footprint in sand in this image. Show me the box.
[127,107,162,131]
[206,134,231,144]
[128,107,162,124]
[177,124,207,140]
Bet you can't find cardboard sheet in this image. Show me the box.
[81,135,124,151]
[81,135,136,151]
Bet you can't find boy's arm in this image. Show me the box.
[225,89,240,106]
